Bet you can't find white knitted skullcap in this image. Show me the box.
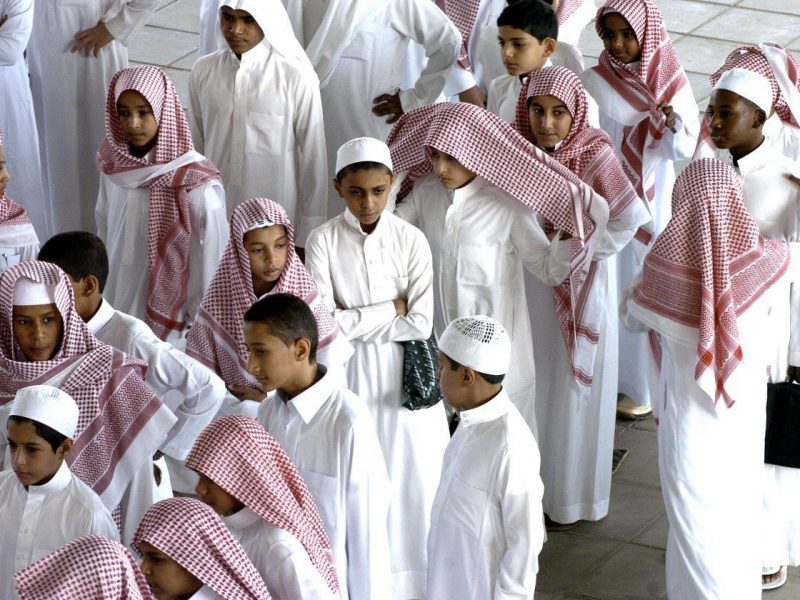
[713,68,773,115]
[13,277,56,306]
[336,137,393,175]
[438,315,510,376]
[9,385,79,438]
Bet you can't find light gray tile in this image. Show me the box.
[766,566,800,599]
[632,514,669,550]
[738,0,800,17]
[692,8,800,46]
[632,415,658,433]
[128,26,199,66]
[575,482,665,542]
[672,35,741,75]
[172,50,199,70]
[659,0,727,35]
[570,544,667,599]
[162,67,191,107]
[533,591,559,600]
[150,0,203,34]
[537,532,621,593]
[613,427,661,489]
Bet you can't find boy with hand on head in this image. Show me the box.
[306,136,448,599]
[0,130,39,272]
[189,0,328,246]
[0,385,118,599]
[247,293,392,600]
[428,315,544,599]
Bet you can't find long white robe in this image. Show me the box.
[0,0,48,238]
[198,0,220,57]
[305,209,448,599]
[27,0,157,233]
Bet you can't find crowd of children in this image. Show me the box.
[0,0,799,598]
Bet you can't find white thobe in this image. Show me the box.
[95,161,229,343]
[763,113,800,162]
[27,0,157,232]
[0,0,48,238]
[427,390,544,600]
[189,586,220,599]
[305,210,448,599]
[198,0,220,57]
[223,507,336,600]
[582,69,700,407]
[256,367,392,600]
[620,256,800,600]
[395,174,571,436]
[0,224,38,274]
[189,43,328,244]
[0,462,119,599]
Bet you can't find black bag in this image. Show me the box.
[765,382,800,468]
[401,335,443,411]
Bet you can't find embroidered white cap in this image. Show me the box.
[9,385,80,439]
[438,315,511,376]
[12,277,56,306]
[713,68,773,115]
[335,137,393,175]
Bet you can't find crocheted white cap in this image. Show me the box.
[13,277,56,306]
[713,68,773,115]
[438,315,510,375]
[335,137,393,175]
[9,385,79,438]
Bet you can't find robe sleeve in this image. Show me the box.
[0,0,32,66]
[264,538,337,600]
[511,207,572,286]
[787,245,800,366]
[393,190,421,227]
[444,65,479,98]
[391,0,461,112]
[104,0,159,46]
[188,68,206,153]
[655,84,700,162]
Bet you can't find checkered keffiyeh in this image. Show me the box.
[0,261,173,511]
[133,498,271,599]
[0,129,35,232]
[436,0,481,71]
[632,158,789,407]
[185,416,339,594]
[96,65,220,341]
[388,102,610,385]
[15,535,151,600]
[186,198,339,389]
[590,0,688,202]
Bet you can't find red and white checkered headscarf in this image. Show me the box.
[0,261,174,511]
[0,129,35,232]
[388,101,610,385]
[133,498,271,599]
[96,65,220,341]
[631,158,789,407]
[186,198,339,389]
[15,535,151,600]
[590,0,688,202]
[557,0,588,24]
[436,0,481,71]
[185,415,339,594]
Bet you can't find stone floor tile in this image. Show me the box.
[631,513,669,551]
[765,566,800,599]
[537,532,622,593]
[692,8,800,46]
[686,71,712,107]
[659,0,727,35]
[533,591,559,600]
[128,26,199,67]
[575,482,665,542]
[631,416,658,433]
[672,35,742,75]
[150,0,202,34]
[172,50,200,71]
[738,0,800,17]
[163,67,192,106]
[569,544,668,600]
[613,427,661,489]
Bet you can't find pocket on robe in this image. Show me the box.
[246,112,286,156]
[441,473,488,538]
[456,244,499,287]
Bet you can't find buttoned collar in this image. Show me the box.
[226,40,271,67]
[26,461,71,496]
[734,137,771,179]
[458,388,510,428]
[86,298,115,335]
[343,208,388,238]
[275,366,336,424]
[452,175,487,205]
[223,506,261,530]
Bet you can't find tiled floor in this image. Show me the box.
[132,1,800,597]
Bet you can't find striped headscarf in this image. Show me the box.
[0,130,36,232]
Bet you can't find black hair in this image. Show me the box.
[446,356,506,385]
[498,0,559,43]
[335,161,393,182]
[38,231,110,293]
[740,96,768,124]
[8,415,68,453]
[243,293,319,362]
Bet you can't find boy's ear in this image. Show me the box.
[83,274,101,297]
[333,179,344,198]
[462,366,477,387]
[293,337,312,363]
[543,37,557,58]
[56,438,73,460]
[753,108,767,129]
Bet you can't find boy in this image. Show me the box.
[0,385,118,599]
[189,0,328,245]
[306,137,448,599]
[0,130,39,272]
[428,315,544,599]
[38,231,227,495]
[247,293,392,600]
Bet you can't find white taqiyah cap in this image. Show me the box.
[335,137,393,175]
[713,68,773,115]
[438,315,511,376]
[9,385,79,438]
[13,277,56,306]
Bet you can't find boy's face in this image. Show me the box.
[437,353,468,410]
[498,26,555,76]
[220,7,264,56]
[601,13,640,65]
[12,303,63,361]
[139,541,202,600]
[430,148,477,190]
[7,419,69,487]
[244,225,290,297]
[0,146,10,197]
[529,94,574,150]
[707,89,763,151]
[244,321,304,393]
[334,168,393,234]
[195,473,244,516]
[116,90,159,156]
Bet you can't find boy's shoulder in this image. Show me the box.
[307,214,348,244]
[191,49,229,76]
[64,471,113,515]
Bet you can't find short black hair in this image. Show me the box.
[740,95,768,124]
[38,231,110,292]
[335,161,393,182]
[498,0,559,43]
[243,293,319,362]
[445,355,506,385]
[8,415,68,453]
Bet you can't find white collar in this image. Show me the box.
[227,40,271,66]
[452,175,487,204]
[189,585,218,599]
[734,138,773,178]
[86,298,115,335]
[223,506,262,530]
[343,208,387,237]
[26,461,72,496]
[275,366,336,424]
[457,388,510,428]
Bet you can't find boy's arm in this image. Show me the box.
[0,0,31,66]
[188,68,206,153]
[656,85,700,162]
[511,208,572,286]
[393,190,421,228]
[103,0,159,46]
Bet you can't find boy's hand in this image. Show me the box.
[458,86,486,108]
[71,21,114,57]
[372,92,404,124]
[228,385,267,402]
[659,102,677,133]
[393,297,408,316]
[547,230,572,241]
